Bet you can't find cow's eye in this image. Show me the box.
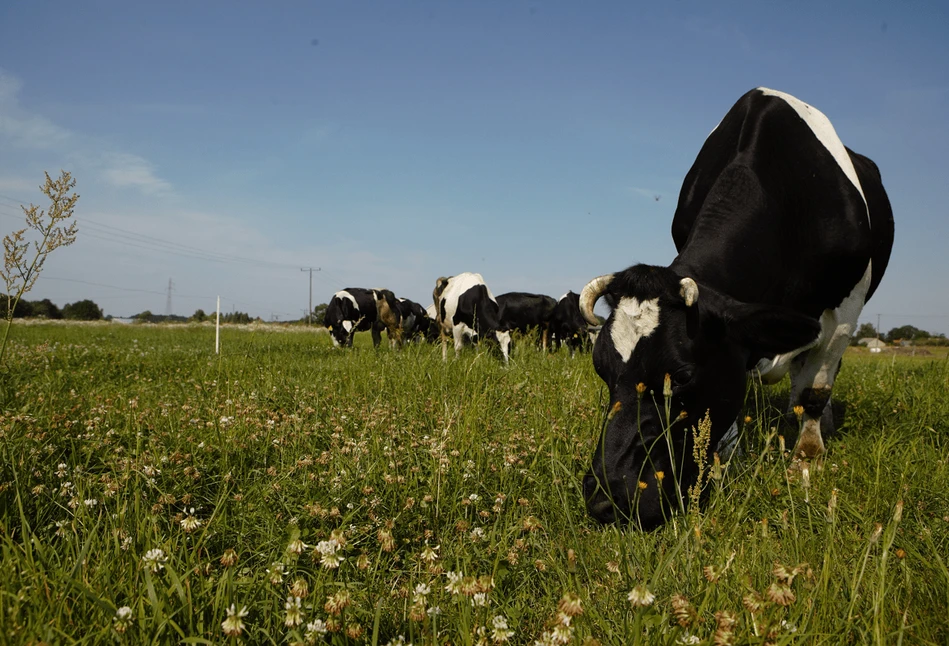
[671,368,694,390]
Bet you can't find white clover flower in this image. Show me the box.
[142,548,168,572]
[471,592,489,607]
[445,571,464,595]
[627,584,656,608]
[426,605,442,616]
[551,623,573,644]
[284,595,304,627]
[84,498,98,508]
[468,493,480,502]
[315,538,344,569]
[266,562,285,585]
[221,603,248,637]
[180,509,202,533]
[57,463,68,478]
[286,538,308,555]
[420,544,439,563]
[414,583,431,598]
[492,614,514,642]
[113,606,133,633]
[304,619,328,644]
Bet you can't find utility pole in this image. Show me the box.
[877,313,881,339]
[300,267,321,324]
[165,278,174,317]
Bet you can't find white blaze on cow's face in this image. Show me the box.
[496,330,512,362]
[342,320,353,333]
[609,297,661,362]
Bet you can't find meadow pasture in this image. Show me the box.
[1,322,947,645]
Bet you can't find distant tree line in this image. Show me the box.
[1,295,103,320]
[853,323,948,346]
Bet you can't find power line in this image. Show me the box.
[0,198,302,272]
[35,275,292,315]
[1,197,347,293]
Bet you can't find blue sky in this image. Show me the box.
[1,1,947,334]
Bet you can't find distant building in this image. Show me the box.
[859,338,886,352]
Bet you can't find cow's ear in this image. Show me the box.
[726,303,821,355]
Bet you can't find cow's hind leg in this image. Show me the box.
[788,266,869,459]
[452,324,466,358]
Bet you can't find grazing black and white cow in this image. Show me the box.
[397,297,432,343]
[549,291,598,355]
[424,304,442,342]
[497,292,558,350]
[579,88,894,528]
[323,288,403,348]
[433,272,512,362]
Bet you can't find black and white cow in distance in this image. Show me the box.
[323,288,403,348]
[549,291,598,355]
[396,297,433,343]
[496,292,557,350]
[579,88,894,528]
[434,272,512,362]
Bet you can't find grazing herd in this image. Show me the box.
[324,88,895,529]
[323,273,598,361]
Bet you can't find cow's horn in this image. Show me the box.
[679,277,699,307]
[579,274,613,326]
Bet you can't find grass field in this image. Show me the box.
[1,321,947,645]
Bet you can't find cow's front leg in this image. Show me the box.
[371,325,383,348]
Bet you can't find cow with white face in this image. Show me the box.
[433,272,512,362]
[581,88,894,528]
[323,288,403,348]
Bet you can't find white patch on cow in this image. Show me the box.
[333,290,359,310]
[558,292,569,302]
[426,303,437,319]
[439,272,492,329]
[758,88,868,218]
[451,322,476,356]
[342,320,353,333]
[609,297,660,363]
[757,261,872,386]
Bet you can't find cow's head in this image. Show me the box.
[579,265,820,528]
[326,320,357,347]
